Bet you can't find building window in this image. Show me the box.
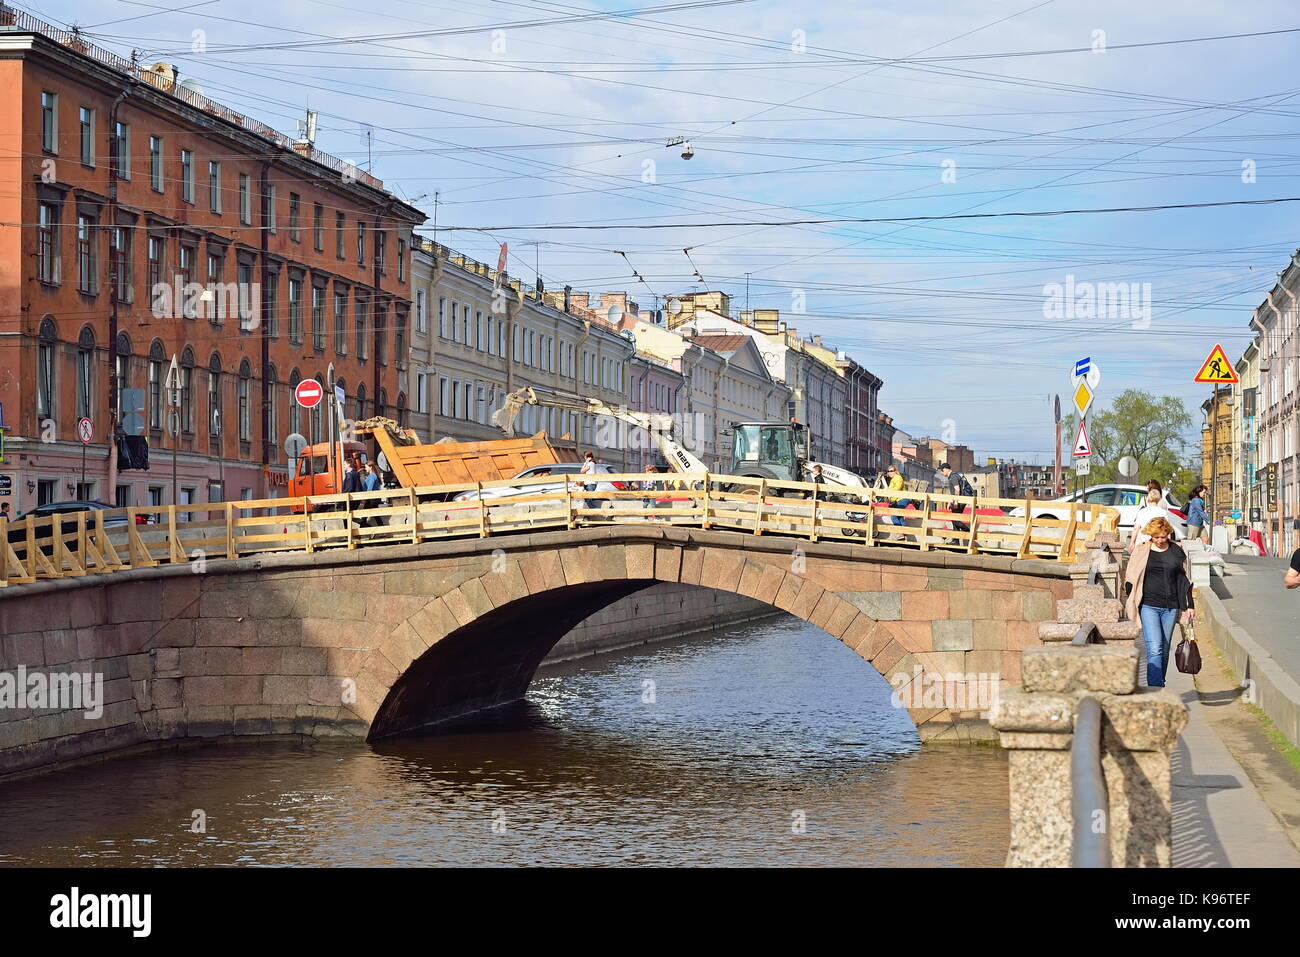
[438,297,447,338]
[335,211,346,259]
[76,214,97,293]
[239,173,250,224]
[110,226,132,302]
[355,383,367,422]
[41,91,57,153]
[313,203,324,251]
[288,277,303,343]
[355,295,367,359]
[208,354,223,438]
[356,221,365,266]
[178,244,195,315]
[209,161,222,213]
[395,311,406,362]
[267,185,277,233]
[415,289,426,333]
[238,360,252,442]
[150,136,163,192]
[288,369,301,438]
[312,284,325,351]
[237,261,255,329]
[37,318,57,419]
[113,122,131,179]
[476,311,484,352]
[288,193,300,241]
[438,376,449,416]
[449,300,458,341]
[375,231,386,274]
[148,340,164,431]
[334,288,348,354]
[37,202,59,284]
[397,238,406,281]
[147,236,164,291]
[180,349,195,433]
[77,327,95,420]
[79,107,95,166]
[207,251,224,319]
[181,149,194,202]
[115,333,131,417]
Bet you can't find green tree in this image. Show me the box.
[1062,390,1195,491]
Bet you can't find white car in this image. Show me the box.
[1008,484,1188,540]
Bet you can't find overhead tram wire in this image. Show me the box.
[434,195,1300,231]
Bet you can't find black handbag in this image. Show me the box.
[1175,620,1202,675]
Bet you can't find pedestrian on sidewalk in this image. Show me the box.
[1285,548,1300,589]
[340,459,362,527]
[363,461,387,527]
[579,450,600,513]
[936,462,971,540]
[1185,484,1208,542]
[882,465,912,537]
[1128,481,1177,551]
[1124,516,1194,687]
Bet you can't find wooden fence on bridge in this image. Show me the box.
[0,473,1119,587]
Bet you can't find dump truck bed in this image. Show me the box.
[370,429,583,488]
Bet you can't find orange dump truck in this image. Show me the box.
[288,418,583,504]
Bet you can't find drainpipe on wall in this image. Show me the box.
[258,154,276,496]
[105,83,132,503]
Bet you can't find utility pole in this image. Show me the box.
[1210,385,1222,527]
[1053,394,1061,495]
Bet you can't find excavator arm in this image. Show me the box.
[493,386,710,475]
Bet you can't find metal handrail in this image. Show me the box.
[1071,622,1104,646]
[1071,696,1111,867]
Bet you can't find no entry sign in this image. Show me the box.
[294,378,324,409]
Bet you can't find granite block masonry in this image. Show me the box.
[990,644,1187,867]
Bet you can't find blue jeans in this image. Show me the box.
[886,498,912,525]
[1139,604,1179,687]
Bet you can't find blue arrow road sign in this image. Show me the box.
[1074,357,1091,378]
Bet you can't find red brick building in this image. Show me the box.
[0,12,424,514]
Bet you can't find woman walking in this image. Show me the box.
[1124,516,1194,688]
[1186,484,1208,542]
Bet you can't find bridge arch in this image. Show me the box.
[352,529,1068,742]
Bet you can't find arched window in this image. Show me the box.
[266,363,278,453]
[76,326,96,420]
[180,347,195,433]
[375,387,388,420]
[115,332,132,418]
[396,391,407,428]
[310,371,324,442]
[208,353,223,439]
[288,368,301,439]
[238,359,252,443]
[37,317,57,419]
[355,382,367,422]
[148,339,165,431]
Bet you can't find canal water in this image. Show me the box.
[0,614,1008,867]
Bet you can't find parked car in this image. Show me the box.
[1007,484,1188,539]
[7,500,145,551]
[432,463,630,523]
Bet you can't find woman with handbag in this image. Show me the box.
[1123,516,1194,688]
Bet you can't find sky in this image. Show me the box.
[25,0,1300,464]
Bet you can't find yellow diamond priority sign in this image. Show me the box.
[1072,379,1094,418]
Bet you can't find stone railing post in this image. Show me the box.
[990,644,1187,867]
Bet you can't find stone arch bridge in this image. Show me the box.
[0,525,1092,778]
